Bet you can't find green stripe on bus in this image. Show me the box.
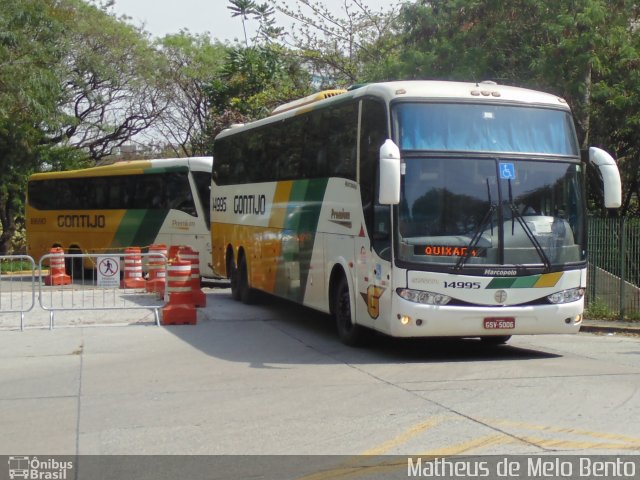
[511,276,540,288]
[113,209,168,248]
[130,209,169,247]
[276,178,329,302]
[486,275,541,289]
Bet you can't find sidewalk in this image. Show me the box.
[581,318,640,335]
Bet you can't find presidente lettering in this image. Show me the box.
[172,220,196,230]
[233,194,266,215]
[57,215,105,228]
[329,209,352,228]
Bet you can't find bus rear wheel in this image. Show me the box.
[65,247,84,279]
[334,276,366,346]
[228,257,241,301]
[237,256,257,305]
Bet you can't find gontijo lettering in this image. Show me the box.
[233,194,266,215]
[57,215,105,228]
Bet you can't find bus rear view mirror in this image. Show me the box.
[588,147,622,208]
[379,139,401,205]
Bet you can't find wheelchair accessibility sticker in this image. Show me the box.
[499,162,516,180]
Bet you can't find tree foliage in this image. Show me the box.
[52,0,168,160]
[386,0,640,215]
[0,0,69,253]
[155,32,227,156]
[0,0,168,252]
[273,0,402,86]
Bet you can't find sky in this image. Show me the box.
[109,0,398,43]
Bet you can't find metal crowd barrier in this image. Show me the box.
[37,252,168,329]
[0,255,37,331]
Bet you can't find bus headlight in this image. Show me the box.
[547,288,585,304]
[397,288,451,305]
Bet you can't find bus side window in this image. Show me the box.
[192,171,211,225]
[167,172,196,216]
[326,103,358,181]
[360,98,390,260]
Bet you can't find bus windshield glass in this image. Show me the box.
[396,103,579,155]
[397,157,585,268]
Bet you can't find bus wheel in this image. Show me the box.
[238,256,257,305]
[229,258,241,301]
[334,276,366,346]
[480,335,511,345]
[65,247,84,279]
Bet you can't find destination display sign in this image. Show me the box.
[413,245,487,257]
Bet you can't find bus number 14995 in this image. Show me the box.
[444,281,481,289]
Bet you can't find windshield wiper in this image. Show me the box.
[455,179,495,271]
[507,179,552,272]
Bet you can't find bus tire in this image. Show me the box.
[228,256,241,301]
[480,335,511,345]
[65,246,84,279]
[238,256,257,305]
[334,276,366,346]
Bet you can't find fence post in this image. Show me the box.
[619,216,626,321]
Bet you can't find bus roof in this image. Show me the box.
[29,157,213,181]
[215,80,570,140]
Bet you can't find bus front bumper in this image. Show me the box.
[387,296,583,338]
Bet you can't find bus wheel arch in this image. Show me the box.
[329,265,366,346]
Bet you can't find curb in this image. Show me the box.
[581,323,640,335]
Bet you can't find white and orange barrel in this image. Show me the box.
[121,247,146,289]
[161,259,196,325]
[44,247,71,286]
[146,244,167,296]
[178,246,206,308]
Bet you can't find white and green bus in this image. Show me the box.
[27,157,214,277]
[211,81,621,345]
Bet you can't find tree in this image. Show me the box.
[0,0,70,253]
[154,32,227,156]
[228,0,259,46]
[49,0,169,160]
[203,2,312,142]
[204,43,312,142]
[273,0,402,87]
[387,0,640,216]
[0,0,169,252]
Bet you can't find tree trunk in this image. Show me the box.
[0,190,17,255]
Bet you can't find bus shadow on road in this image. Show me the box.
[168,289,562,365]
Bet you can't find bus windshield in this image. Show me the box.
[396,103,579,156]
[397,157,586,269]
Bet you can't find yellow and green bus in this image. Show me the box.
[211,81,621,345]
[26,157,213,277]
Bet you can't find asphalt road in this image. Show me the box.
[1,288,639,477]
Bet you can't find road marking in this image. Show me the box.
[483,418,640,448]
[295,433,509,480]
[518,436,640,450]
[360,416,443,455]
[294,417,640,479]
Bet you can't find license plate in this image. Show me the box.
[483,317,515,329]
